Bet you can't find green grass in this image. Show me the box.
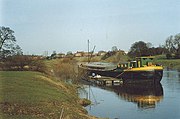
[154,55,180,70]
[0,71,92,119]
[154,59,180,70]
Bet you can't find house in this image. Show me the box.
[74,51,84,57]
[83,52,90,57]
[97,51,106,56]
[55,53,65,58]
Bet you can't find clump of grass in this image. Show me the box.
[51,58,79,83]
[79,98,91,107]
[44,58,79,83]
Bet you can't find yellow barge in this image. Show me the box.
[79,56,163,84]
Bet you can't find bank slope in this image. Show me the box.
[0,71,93,119]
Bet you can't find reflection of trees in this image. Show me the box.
[108,83,163,109]
[165,70,180,80]
[163,70,180,91]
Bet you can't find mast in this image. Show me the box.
[88,40,90,63]
[87,40,96,63]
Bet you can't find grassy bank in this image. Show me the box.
[154,55,180,70]
[154,59,180,70]
[0,71,95,119]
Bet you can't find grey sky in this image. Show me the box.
[1,0,180,55]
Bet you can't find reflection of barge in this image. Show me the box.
[79,56,163,84]
[111,83,163,109]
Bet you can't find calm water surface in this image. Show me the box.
[79,70,180,119]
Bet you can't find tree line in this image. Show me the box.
[128,33,180,59]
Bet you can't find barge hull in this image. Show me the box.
[83,69,163,84]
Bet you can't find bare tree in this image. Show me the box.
[165,33,180,59]
[0,26,16,50]
[174,33,180,51]
[112,46,118,52]
[165,35,175,53]
[0,26,22,59]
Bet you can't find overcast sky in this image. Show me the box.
[1,0,180,55]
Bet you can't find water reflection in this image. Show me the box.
[110,83,163,109]
[80,81,164,110]
[164,69,180,80]
[79,70,180,119]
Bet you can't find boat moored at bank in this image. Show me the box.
[79,56,163,84]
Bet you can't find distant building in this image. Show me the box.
[83,52,95,57]
[98,51,106,56]
[74,51,84,57]
[74,51,96,57]
[43,51,48,57]
[83,52,89,57]
[55,53,65,58]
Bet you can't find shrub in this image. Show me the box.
[166,53,172,59]
[53,58,78,83]
[0,55,47,73]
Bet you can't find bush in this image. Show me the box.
[166,53,172,59]
[0,55,47,73]
[29,60,47,73]
[175,52,180,59]
[53,58,78,82]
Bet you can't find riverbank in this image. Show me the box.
[0,71,96,119]
[154,55,180,70]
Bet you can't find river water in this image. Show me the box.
[79,70,180,119]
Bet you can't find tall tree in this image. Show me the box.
[128,41,149,57]
[165,33,180,58]
[0,26,22,59]
[174,33,180,58]
[112,46,118,52]
[0,26,16,50]
[50,51,57,59]
[174,33,180,51]
[165,35,175,53]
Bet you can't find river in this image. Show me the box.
[79,69,180,119]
